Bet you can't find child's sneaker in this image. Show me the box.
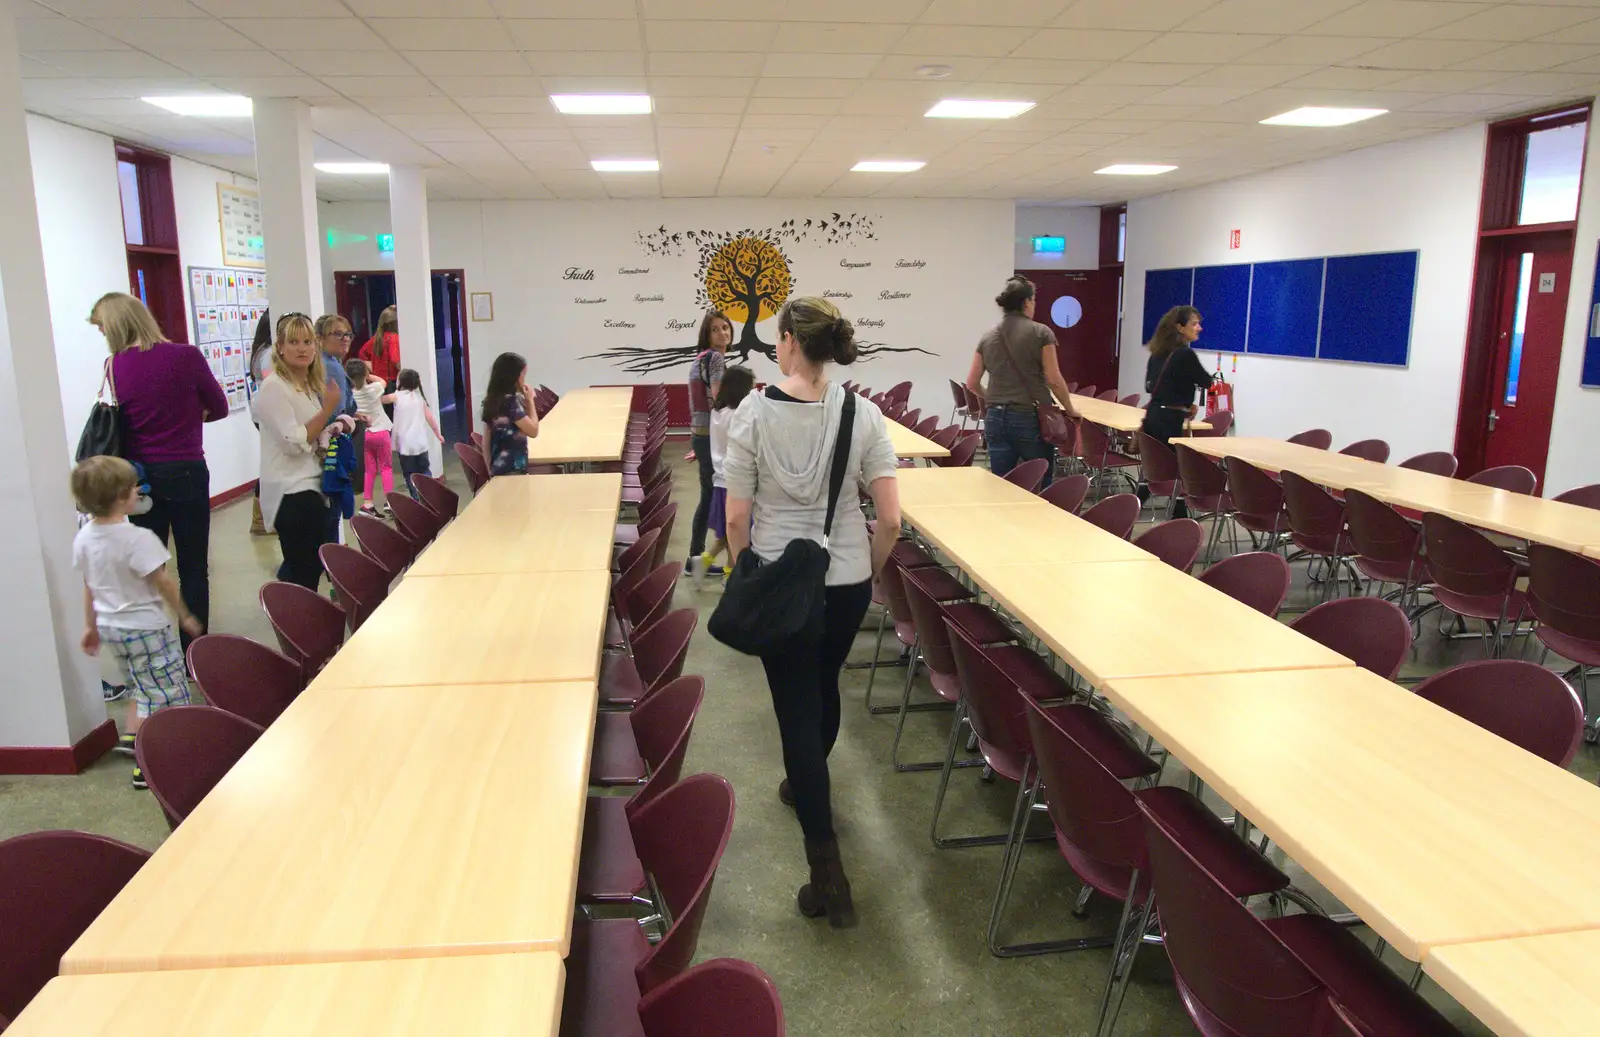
[689,554,706,588]
[131,765,147,790]
[102,680,127,702]
[114,731,136,757]
[359,504,380,518]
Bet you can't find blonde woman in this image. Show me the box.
[89,291,226,648]
[254,314,344,589]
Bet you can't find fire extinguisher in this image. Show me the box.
[1207,352,1234,419]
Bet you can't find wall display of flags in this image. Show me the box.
[188,265,269,412]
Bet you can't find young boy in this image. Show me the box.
[71,455,202,789]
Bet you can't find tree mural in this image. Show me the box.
[582,214,938,374]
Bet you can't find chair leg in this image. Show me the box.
[1098,890,1157,1037]
[890,646,974,773]
[929,703,1012,850]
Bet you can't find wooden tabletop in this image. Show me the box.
[63,682,597,974]
[894,465,1045,509]
[411,503,619,576]
[884,419,951,458]
[450,472,623,516]
[18,953,563,1037]
[1102,667,1600,961]
[906,499,1155,568]
[1425,930,1600,1037]
[972,559,1354,686]
[526,393,632,464]
[312,570,611,688]
[1068,393,1211,433]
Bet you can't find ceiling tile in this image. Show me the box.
[746,96,845,114]
[653,95,750,113]
[1013,30,1160,61]
[345,0,497,13]
[19,56,76,78]
[537,75,650,92]
[1425,4,1598,41]
[492,0,638,15]
[1139,83,1257,105]
[1051,0,1218,31]
[649,52,767,76]
[43,0,202,15]
[430,75,548,95]
[760,52,882,77]
[772,22,908,53]
[15,18,128,50]
[525,51,647,75]
[283,50,417,75]
[644,20,779,52]
[83,17,259,50]
[504,18,641,50]
[160,49,304,76]
[1123,32,1282,64]
[1178,0,1361,34]
[919,0,1071,26]
[320,74,442,96]
[1234,35,1388,65]
[656,112,742,127]
[975,58,1106,84]
[1302,1,1484,38]
[1467,42,1600,72]
[30,51,188,77]
[649,75,756,95]
[225,19,391,51]
[1483,70,1600,96]
[403,51,533,76]
[1083,62,1215,86]
[457,100,561,116]
[1353,38,1503,69]
[1183,63,1305,87]
[890,25,1031,56]
[1384,68,1510,91]
[367,18,516,50]
[189,0,356,11]
[1285,65,1414,88]
[208,75,336,98]
[782,0,931,19]
[427,141,518,161]
[351,95,468,113]
[751,76,862,96]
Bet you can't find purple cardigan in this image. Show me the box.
[111,342,228,464]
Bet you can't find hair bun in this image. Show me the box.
[831,316,857,365]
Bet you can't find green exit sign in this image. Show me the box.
[377,233,395,253]
[1031,236,1065,254]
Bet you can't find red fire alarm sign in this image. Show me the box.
[1229,229,1241,249]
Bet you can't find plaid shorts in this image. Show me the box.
[98,625,191,719]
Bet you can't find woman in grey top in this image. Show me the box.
[724,296,901,929]
[964,276,1078,487]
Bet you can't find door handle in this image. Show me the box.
[1488,409,1498,432]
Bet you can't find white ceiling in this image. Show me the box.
[15,0,1600,203]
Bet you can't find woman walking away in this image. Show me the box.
[1140,305,1213,518]
[724,296,901,928]
[965,276,1078,487]
[90,292,227,650]
[687,309,732,574]
[480,352,540,476]
[255,314,345,589]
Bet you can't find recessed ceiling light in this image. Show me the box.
[925,99,1035,120]
[142,95,252,117]
[852,160,925,173]
[315,162,390,175]
[592,159,659,172]
[914,64,954,80]
[1260,106,1387,127]
[552,94,652,115]
[1095,164,1177,176]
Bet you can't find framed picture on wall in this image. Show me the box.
[470,292,494,321]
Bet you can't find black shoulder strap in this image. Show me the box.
[821,389,856,546]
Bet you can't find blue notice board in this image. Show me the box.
[1192,264,1250,353]
[1143,267,1194,342]
[1248,258,1324,358]
[1318,251,1418,366]
[1583,240,1600,387]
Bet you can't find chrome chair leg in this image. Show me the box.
[890,645,972,773]
[929,702,1011,850]
[1099,890,1157,1037]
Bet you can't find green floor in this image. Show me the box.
[7,451,1594,1036]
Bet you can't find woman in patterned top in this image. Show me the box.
[479,352,540,476]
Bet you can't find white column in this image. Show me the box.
[388,164,444,474]
[0,3,106,755]
[252,99,324,319]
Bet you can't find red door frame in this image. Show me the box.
[332,268,472,409]
[1454,102,1589,479]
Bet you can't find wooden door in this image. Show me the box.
[1019,269,1122,395]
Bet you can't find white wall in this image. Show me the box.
[1121,126,1486,464]
[319,198,1014,425]
[1544,98,1600,499]
[28,114,261,496]
[1014,205,1101,271]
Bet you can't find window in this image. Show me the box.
[1519,121,1586,225]
[116,160,143,245]
[115,143,187,343]
[1505,253,1533,405]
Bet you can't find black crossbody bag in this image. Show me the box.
[709,391,855,656]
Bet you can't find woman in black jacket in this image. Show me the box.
[1141,305,1213,518]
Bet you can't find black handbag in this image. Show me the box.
[709,391,856,656]
[76,358,124,462]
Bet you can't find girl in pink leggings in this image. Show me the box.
[345,358,395,517]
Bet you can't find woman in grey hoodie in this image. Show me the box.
[723,296,902,928]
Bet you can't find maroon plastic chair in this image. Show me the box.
[1554,483,1600,510]
[913,415,940,439]
[135,706,264,829]
[1344,488,1426,603]
[412,473,459,519]
[1173,442,1234,557]
[1287,428,1332,450]
[901,407,922,429]
[1096,389,1118,401]
[1191,409,1233,438]
[1137,791,1464,1037]
[1078,421,1141,495]
[948,379,968,425]
[319,543,391,634]
[1117,393,1140,407]
[1288,598,1413,680]
[884,380,913,407]
[0,831,150,1022]
[1199,552,1291,617]
[938,432,982,468]
[1003,458,1049,494]
[600,608,698,710]
[1078,384,1098,398]
[1467,464,1537,495]
[453,442,490,492]
[589,665,701,790]
[1413,659,1584,767]
[1081,493,1141,540]
[883,401,907,423]
[1134,518,1204,571]
[1039,472,1090,515]
[1338,438,1391,463]
[259,581,345,685]
[186,633,302,728]
[562,774,737,1037]
[1421,512,1527,657]
[864,552,975,713]
[618,500,678,567]
[351,512,416,576]
[931,425,961,450]
[638,958,785,1037]
[1398,451,1458,477]
[614,530,664,610]
[1135,432,1181,518]
[625,562,683,640]
[1225,456,1290,548]
[1526,543,1600,732]
[1281,470,1356,600]
[388,493,446,548]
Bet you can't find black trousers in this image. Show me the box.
[688,433,714,557]
[276,490,329,590]
[399,452,430,499]
[130,460,210,649]
[759,579,874,842]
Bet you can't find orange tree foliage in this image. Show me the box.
[704,235,792,323]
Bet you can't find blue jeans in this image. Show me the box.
[985,406,1055,488]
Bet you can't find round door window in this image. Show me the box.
[1051,295,1083,328]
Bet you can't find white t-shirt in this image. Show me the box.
[391,389,432,455]
[73,520,171,631]
[352,380,393,432]
[709,406,733,489]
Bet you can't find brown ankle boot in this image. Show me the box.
[797,838,857,929]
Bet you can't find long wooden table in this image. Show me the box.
[905,499,1155,567]
[894,464,1041,508]
[63,681,598,974]
[527,387,633,465]
[1425,930,1600,1037]
[1102,667,1600,962]
[409,475,623,577]
[884,419,951,459]
[1068,392,1211,433]
[15,953,563,1037]
[1182,436,1600,553]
